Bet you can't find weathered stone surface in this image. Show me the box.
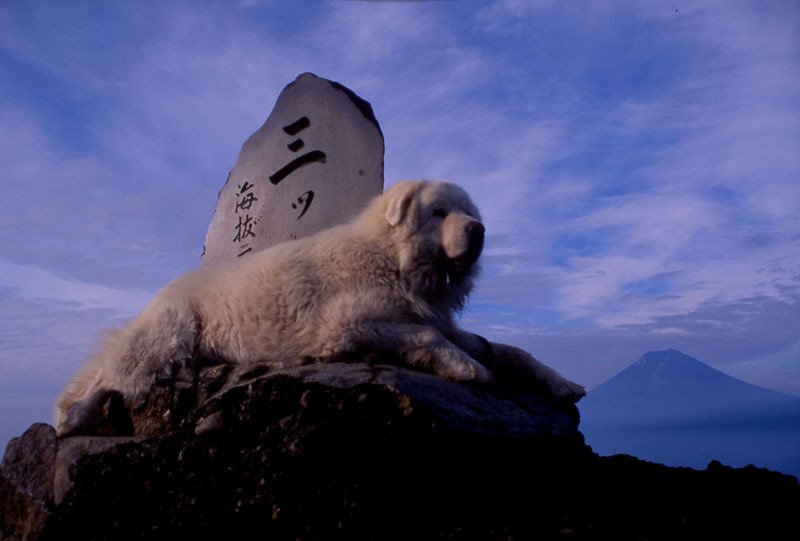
[0,424,56,541]
[202,73,384,264]
[2,359,798,540]
[58,358,583,440]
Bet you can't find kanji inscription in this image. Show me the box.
[201,73,384,265]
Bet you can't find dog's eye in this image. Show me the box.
[432,208,447,218]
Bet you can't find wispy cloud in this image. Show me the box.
[0,257,152,314]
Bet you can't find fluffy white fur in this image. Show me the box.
[56,180,584,436]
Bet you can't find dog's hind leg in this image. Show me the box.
[55,299,200,437]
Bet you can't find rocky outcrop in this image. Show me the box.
[2,359,798,540]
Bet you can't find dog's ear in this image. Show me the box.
[385,182,418,226]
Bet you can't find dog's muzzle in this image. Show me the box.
[448,221,485,276]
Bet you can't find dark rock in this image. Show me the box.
[2,360,798,540]
[0,424,57,541]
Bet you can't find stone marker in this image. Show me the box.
[201,72,385,264]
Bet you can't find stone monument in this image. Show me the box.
[202,73,385,264]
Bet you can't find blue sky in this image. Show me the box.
[1,0,798,449]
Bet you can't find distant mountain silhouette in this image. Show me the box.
[580,349,800,477]
[584,349,800,427]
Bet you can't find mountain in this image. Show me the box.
[584,349,800,427]
[580,349,800,477]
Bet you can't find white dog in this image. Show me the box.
[56,180,584,436]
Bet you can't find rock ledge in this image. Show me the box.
[2,361,798,540]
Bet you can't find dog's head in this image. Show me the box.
[376,180,485,309]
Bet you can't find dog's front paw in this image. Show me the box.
[545,376,586,403]
[470,359,494,384]
[432,352,494,384]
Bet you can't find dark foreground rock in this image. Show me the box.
[2,361,798,540]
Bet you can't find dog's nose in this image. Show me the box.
[468,221,485,243]
[467,221,485,257]
[468,221,485,237]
